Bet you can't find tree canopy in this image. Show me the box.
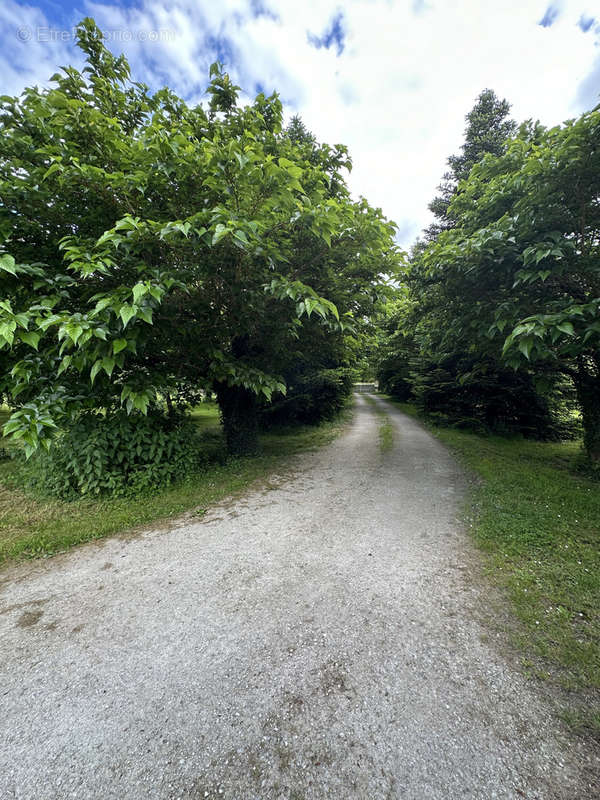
[377,91,600,459]
[425,89,516,240]
[427,111,600,458]
[0,18,400,456]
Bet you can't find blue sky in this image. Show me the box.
[2,0,599,249]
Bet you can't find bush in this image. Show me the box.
[412,354,573,440]
[262,367,353,427]
[26,409,219,498]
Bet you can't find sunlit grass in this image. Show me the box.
[189,401,221,429]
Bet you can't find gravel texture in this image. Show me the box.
[0,394,597,799]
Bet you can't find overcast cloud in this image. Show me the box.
[1,0,599,249]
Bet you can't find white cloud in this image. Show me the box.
[0,1,83,96]
[3,0,600,249]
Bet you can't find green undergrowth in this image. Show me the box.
[0,403,351,565]
[385,396,600,740]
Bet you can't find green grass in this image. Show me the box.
[386,397,600,739]
[378,418,394,453]
[189,402,222,430]
[363,394,394,453]
[0,403,350,565]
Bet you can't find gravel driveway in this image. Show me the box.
[0,394,597,799]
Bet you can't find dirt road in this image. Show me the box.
[0,395,595,799]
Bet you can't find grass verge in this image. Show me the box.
[385,397,600,740]
[363,394,394,454]
[378,417,394,454]
[0,403,351,566]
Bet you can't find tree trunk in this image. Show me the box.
[215,381,259,455]
[574,368,600,464]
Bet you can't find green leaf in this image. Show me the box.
[67,324,83,344]
[0,322,15,346]
[101,356,116,377]
[138,307,153,325]
[289,178,304,193]
[14,313,29,329]
[3,418,23,436]
[131,392,149,413]
[556,322,575,336]
[174,221,191,237]
[57,355,72,376]
[0,254,17,275]
[304,298,314,317]
[113,338,127,354]
[518,339,532,359]
[20,331,40,350]
[120,305,136,327]
[42,162,62,181]
[212,223,230,245]
[132,283,147,304]
[90,360,102,385]
[93,297,113,315]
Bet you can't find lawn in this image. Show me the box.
[0,403,350,565]
[387,398,600,739]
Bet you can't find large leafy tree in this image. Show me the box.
[0,19,399,456]
[260,115,399,425]
[376,90,557,437]
[429,111,600,459]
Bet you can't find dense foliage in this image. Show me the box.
[425,90,516,241]
[378,91,598,457]
[262,367,354,427]
[26,410,215,498]
[0,19,400,477]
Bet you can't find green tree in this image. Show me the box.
[373,293,418,400]
[0,19,399,458]
[285,114,316,148]
[426,89,516,240]
[377,92,558,437]
[432,111,600,459]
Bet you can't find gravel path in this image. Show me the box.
[0,394,597,800]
